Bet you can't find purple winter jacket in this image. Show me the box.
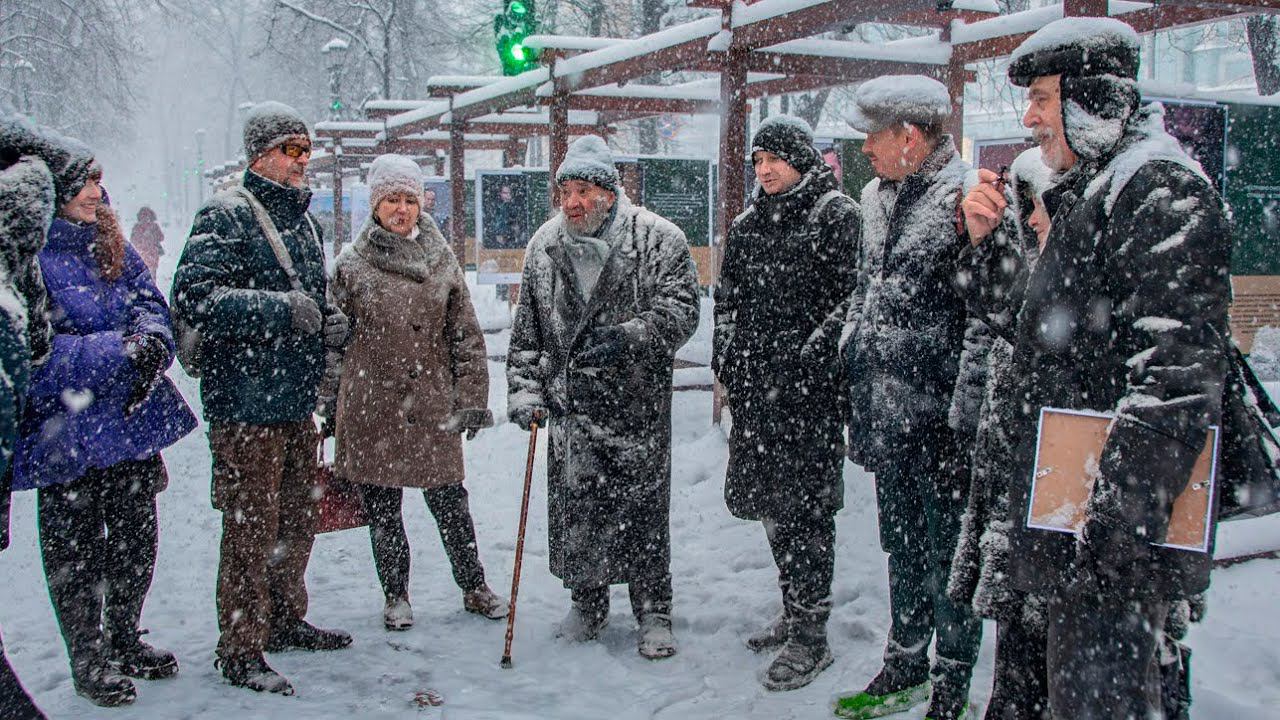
[11,217,197,490]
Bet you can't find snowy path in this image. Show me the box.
[1,265,1278,718]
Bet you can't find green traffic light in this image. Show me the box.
[510,44,526,61]
[510,1,527,14]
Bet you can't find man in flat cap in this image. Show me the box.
[960,17,1229,719]
[833,75,980,720]
[174,101,352,695]
[507,135,699,660]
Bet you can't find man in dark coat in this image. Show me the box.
[172,102,352,695]
[507,135,699,660]
[833,76,980,720]
[960,17,1230,719]
[713,115,859,691]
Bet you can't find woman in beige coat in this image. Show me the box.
[321,154,505,630]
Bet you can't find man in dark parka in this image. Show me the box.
[713,115,860,691]
[172,102,352,695]
[507,135,699,660]
[960,17,1230,719]
[833,76,981,720]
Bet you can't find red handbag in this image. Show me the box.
[314,443,368,534]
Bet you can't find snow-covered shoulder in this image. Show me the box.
[1085,104,1211,216]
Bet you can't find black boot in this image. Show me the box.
[834,659,931,719]
[216,653,294,695]
[109,629,178,680]
[71,655,137,707]
[924,657,976,720]
[265,619,353,652]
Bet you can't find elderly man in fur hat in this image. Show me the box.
[507,135,699,660]
[833,75,981,720]
[960,17,1230,719]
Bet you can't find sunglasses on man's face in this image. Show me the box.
[280,143,312,159]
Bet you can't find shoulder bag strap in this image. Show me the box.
[234,185,304,293]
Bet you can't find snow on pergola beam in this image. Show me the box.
[949,1,1266,64]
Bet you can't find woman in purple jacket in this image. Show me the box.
[12,142,196,708]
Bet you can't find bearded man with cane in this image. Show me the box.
[506,136,699,660]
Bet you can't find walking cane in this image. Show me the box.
[500,418,540,669]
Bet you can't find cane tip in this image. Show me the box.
[500,656,513,669]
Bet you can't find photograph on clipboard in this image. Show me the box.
[1027,407,1219,553]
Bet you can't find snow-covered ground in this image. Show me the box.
[2,250,1278,719]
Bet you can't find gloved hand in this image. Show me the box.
[575,325,635,369]
[124,333,168,413]
[284,290,323,335]
[510,405,549,431]
[439,408,495,440]
[324,305,350,349]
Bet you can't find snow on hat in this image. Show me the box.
[1008,17,1140,87]
[1010,147,1055,201]
[751,115,819,173]
[243,101,311,161]
[367,153,425,210]
[556,135,619,191]
[0,115,98,207]
[847,75,952,134]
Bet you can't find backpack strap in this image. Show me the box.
[233,185,305,293]
[808,189,843,226]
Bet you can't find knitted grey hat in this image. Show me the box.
[367,154,425,210]
[243,101,311,160]
[555,135,619,191]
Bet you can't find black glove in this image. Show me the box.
[124,334,168,413]
[440,408,494,440]
[510,405,549,431]
[285,290,323,335]
[324,305,350,349]
[575,325,635,369]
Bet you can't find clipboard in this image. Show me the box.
[1027,407,1219,553]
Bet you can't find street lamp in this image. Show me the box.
[14,58,33,114]
[322,37,350,121]
[194,128,207,207]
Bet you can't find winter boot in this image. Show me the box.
[924,658,977,720]
[746,611,789,653]
[637,613,677,660]
[463,584,509,620]
[833,663,931,719]
[108,629,179,680]
[383,597,414,631]
[216,653,294,695]
[555,602,609,642]
[265,619,353,652]
[762,635,833,691]
[71,656,137,707]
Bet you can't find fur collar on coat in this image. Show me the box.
[351,213,450,283]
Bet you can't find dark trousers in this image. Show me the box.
[764,512,835,643]
[875,442,982,684]
[986,608,1050,720]
[0,630,45,720]
[358,483,485,600]
[210,421,317,658]
[1046,591,1168,720]
[570,574,672,622]
[37,457,164,670]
